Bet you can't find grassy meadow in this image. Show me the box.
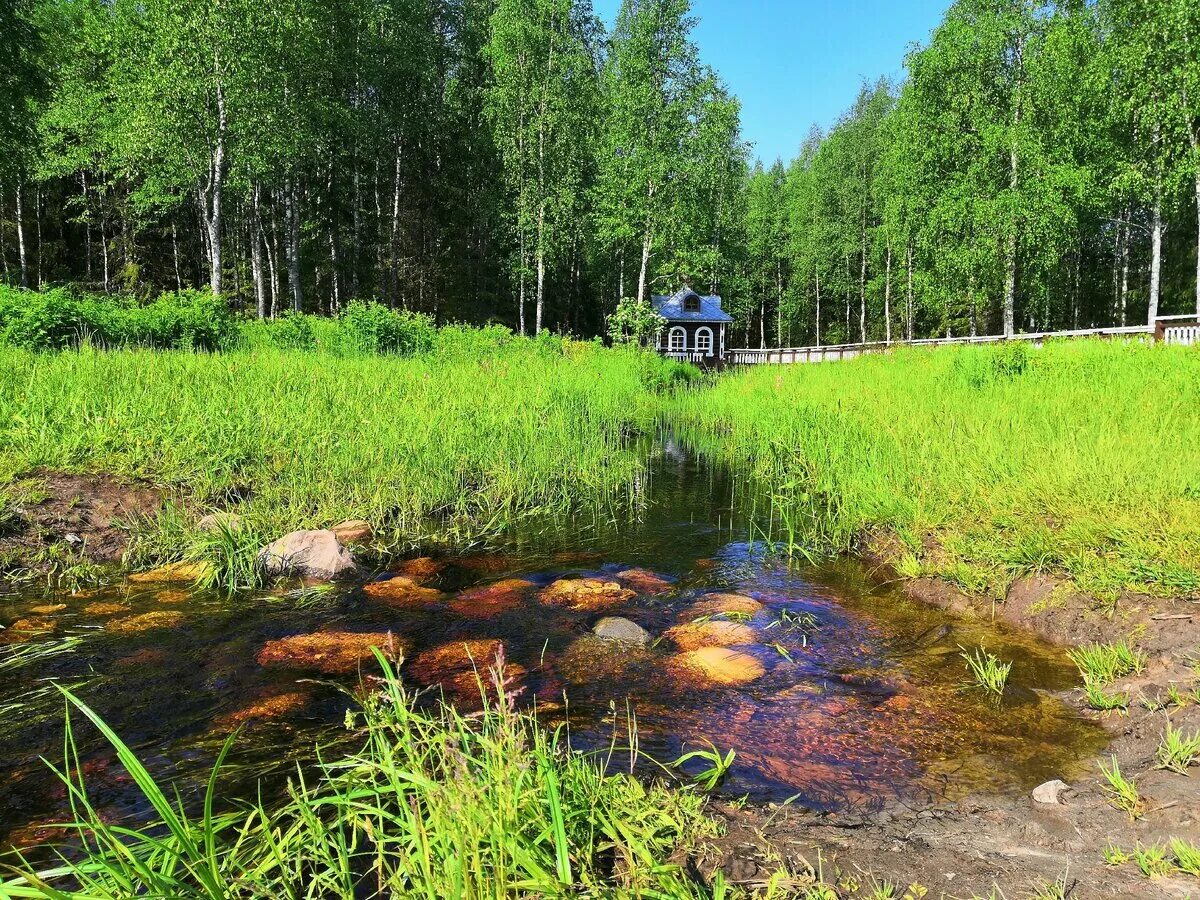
[0,334,692,586]
[670,340,1200,601]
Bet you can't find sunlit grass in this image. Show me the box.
[1099,755,1142,818]
[960,646,1011,697]
[668,341,1200,600]
[1154,721,1200,774]
[0,340,690,587]
[1083,681,1129,713]
[1067,640,1147,686]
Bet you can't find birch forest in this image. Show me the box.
[1,0,1198,345]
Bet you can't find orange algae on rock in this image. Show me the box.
[363,576,443,606]
[539,578,636,612]
[256,631,405,674]
[105,611,187,633]
[665,620,758,651]
[666,647,766,687]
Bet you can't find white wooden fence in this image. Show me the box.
[728,317,1199,366]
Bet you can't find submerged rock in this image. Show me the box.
[256,630,404,674]
[408,638,506,683]
[129,560,213,583]
[450,578,537,617]
[82,601,127,616]
[28,603,67,615]
[665,620,757,651]
[666,647,766,687]
[539,578,636,612]
[395,557,446,579]
[363,575,443,606]
[684,593,765,619]
[106,611,187,633]
[330,519,373,545]
[214,690,310,730]
[258,530,359,581]
[593,616,652,646]
[0,617,57,645]
[558,635,657,685]
[616,568,675,595]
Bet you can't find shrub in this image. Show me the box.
[339,300,436,355]
[0,286,235,351]
[608,296,667,347]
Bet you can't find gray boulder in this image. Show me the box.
[592,616,651,647]
[258,530,359,581]
[1032,779,1069,805]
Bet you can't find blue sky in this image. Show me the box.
[592,0,951,166]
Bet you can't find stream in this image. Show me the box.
[0,438,1107,849]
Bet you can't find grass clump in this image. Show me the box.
[0,653,732,899]
[668,341,1200,599]
[1083,682,1130,713]
[960,646,1011,697]
[1066,640,1147,686]
[1133,843,1172,878]
[1154,721,1200,774]
[1099,755,1142,818]
[1170,838,1200,876]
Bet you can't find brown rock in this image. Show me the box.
[29,603,67,615]
[330,519,373,545]
[258,530,359,581]
[129,560,213,583]
[408,639,506,682]
[363,576,443,606]
[539,578,636,612]
[665,620,758,651]
[256,631,404,674]
[214,691,310,730]
[684,593,764,619]
[449,578,536,617]
[395,557,445,578]
[616,568,675,595]
[106,611,187,633]
[666,647,766,687]
[153,589,190,605]
[82,601,127,616]
[197,512,244,534]
[0,617,57,644]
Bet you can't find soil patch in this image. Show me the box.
[0,471,162,581]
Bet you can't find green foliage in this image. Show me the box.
[0,286,235,351]
[1154,721,1200,774]
[608,296,668,347]
[960,646,1012,697]
[669,741,737,791]
[337,301,436,355]
[1099,755,1142,818]
[1083,682,1129,713]
[1067,640,1148,686]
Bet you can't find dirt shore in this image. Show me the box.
[701,536,1200,899]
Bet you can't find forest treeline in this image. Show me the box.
[0,0,1197,346]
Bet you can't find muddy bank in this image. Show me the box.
[0,472,162,585]
[695,533,1200,899]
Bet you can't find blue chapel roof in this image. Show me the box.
[651,287,733,323]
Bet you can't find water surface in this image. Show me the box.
[0,441,1106,847]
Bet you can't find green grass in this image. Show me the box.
[960,646,1012,697]
[1170,838,1200,875]
[668,340,1200,600]
[0,339,692,587]
[1099,755,1143,818]
[1154,721,1200,774]
[0,653,749,899]
[1066,640,1147,686]
[1083,681,1130,713]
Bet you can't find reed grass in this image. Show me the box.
[668,340,1200,601]
[960,646,1012,697]
[1067,640,1147,686]
[0,339,690,587]
[0,653,730,899]
[1154,721,1200,774]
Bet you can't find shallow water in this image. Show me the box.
[0,440,1106,848]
